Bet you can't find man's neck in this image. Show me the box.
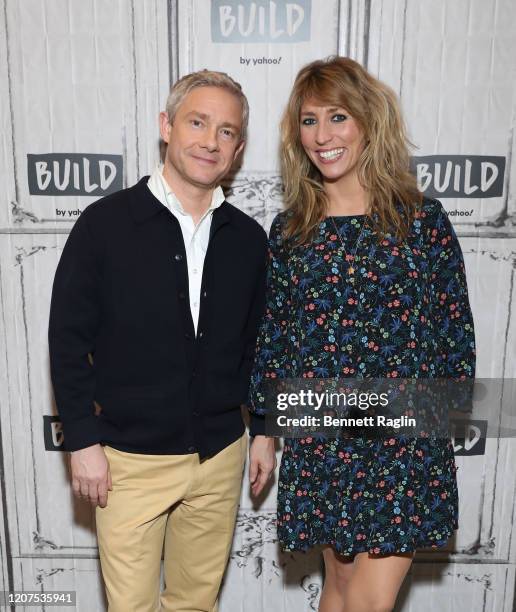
[162,164,216,226]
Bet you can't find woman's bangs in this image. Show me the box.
[298,76,350,114]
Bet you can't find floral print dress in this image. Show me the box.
[249,198,475,555]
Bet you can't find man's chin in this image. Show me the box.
[182,169,222,190]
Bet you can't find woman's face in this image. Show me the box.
[299,97,365,185]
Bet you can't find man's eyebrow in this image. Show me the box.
[219,121,240,131]
[185,111,209,120]
[185,111,240,131]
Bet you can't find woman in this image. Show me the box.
[249,56,475,612]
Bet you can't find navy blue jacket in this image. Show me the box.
[48,177,267,457]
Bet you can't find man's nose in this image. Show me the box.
[200,127,219,152]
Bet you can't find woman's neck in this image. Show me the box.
[324,176,369,216]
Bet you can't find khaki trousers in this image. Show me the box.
[95,434,247,612]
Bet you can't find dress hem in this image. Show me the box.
[279,527,457,556]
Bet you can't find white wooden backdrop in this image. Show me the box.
[0,1,515,610]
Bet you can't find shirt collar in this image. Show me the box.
[147,164,225,217]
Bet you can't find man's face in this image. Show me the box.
[160,86,245,190]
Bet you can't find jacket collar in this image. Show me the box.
[209,202,230,239]
[129,176,167,224]
[129,176,231,233]
[147,165,225,218]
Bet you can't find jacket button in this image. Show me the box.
[187,445,196,453]
[202,290,207,298]
[174,254,183,261]
[179,292,186,300]
[198,331,204,338]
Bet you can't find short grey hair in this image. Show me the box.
[165,69,249,140]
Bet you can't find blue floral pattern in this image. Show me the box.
[249,198,475,555]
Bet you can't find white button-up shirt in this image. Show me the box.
[147,165,225,333]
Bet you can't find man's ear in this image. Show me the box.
[159,111,171,143]
[234,139,246,161]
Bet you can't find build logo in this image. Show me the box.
[27,153,123,197]
[211,0,311,43]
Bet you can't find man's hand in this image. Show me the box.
[70,444,112,508]
[249,435,276,497]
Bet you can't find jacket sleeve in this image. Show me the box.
[48,210,103,451]
[243,227,268,435]
[248,214,294,435]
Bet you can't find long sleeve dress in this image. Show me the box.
[249,197,476,555]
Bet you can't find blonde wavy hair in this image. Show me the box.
[281,56,422,244]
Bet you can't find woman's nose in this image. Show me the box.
[315,123,332,145]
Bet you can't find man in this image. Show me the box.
[49,70,275,612]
